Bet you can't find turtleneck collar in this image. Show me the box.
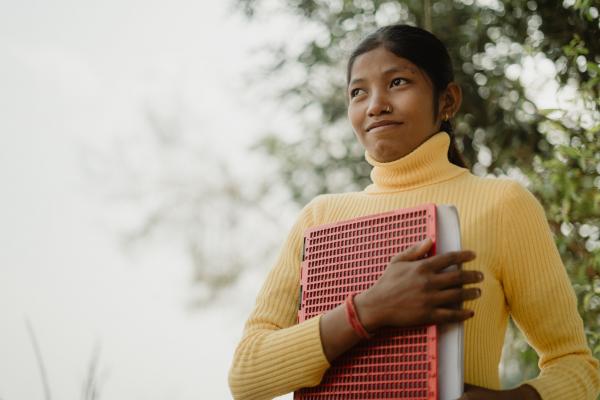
[364,131,468,194]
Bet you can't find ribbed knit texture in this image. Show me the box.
[229,131,600,400]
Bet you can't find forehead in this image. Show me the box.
[349,47,423,83]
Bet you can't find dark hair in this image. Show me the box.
[347,24,468,169]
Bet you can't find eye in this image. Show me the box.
[349,88,364,98]
[390,77,408,87]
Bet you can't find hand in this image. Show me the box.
[459,384,542,400]
[459,384,507,400]
[354,237,482,332]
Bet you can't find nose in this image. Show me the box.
[366,90,392,117]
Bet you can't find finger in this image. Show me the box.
[460,384,477,400]
[427,269,484,290]
[390,237,433,263]
[430,287,481,306]
[430,307,474,324]
[420,250,477,273]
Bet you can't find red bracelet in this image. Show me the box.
[345,293,372,339]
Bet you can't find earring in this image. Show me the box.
[444,113,451,121]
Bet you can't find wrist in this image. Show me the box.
[515,384,541,400]
[353,291,379,332]
[504,384,541,400]
[345,293,372,339]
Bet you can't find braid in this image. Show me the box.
[440,120,453,135]
[441,120,470,169]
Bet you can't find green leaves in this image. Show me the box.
[526,27,600,363]
[236,0,600,385]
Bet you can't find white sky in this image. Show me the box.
[0,1,565,399]
[0,1,299,399]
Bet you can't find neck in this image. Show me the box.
[364,131,467,193]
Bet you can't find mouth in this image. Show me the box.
[366,121,403,133]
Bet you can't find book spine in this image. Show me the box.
[297,238,307,323]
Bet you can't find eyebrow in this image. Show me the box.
[348,66,417,87]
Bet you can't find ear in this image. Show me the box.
[439,82,462,119]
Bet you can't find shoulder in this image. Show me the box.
[494,178,544,213]
[295,194,335,225]
[449,173,549,231]
[303,191,362,209]
[299,191,366,225]
[478,177,550,233]
[462,172,542,207]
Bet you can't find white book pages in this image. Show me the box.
[436,204,464,400]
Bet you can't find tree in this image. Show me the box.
[85,105,285,306]
[234,0,600,389]
[530,31,600,360]
[237,0,598,204]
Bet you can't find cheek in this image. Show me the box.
[348,105,363,132]
[398,90,434,118]
[394,90,418,107]
[348,106,368,147]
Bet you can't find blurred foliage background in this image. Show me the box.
[231,0,600,390]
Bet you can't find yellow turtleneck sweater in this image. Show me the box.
[229,131,600,400]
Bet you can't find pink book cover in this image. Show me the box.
[295,203,440,400]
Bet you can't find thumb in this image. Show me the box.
[392,237,432,262]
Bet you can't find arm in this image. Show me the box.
[459,383,541,400]
[229,201,483,399]
[228,200,331,400]
[321,237,480,361]
[498,181,600,400]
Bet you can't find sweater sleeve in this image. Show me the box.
[499,181,600,400]
[228,198,330,400]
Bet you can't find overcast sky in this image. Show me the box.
[0,1,300,399]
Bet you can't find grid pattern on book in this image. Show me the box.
[295,204,437,400]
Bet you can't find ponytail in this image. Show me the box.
[441,120,469,169]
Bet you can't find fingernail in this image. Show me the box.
[421,237,431,245]
[477,272,484,280]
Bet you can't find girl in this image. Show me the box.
[228,24,600,400]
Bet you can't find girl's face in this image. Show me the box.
[347,46,446,163]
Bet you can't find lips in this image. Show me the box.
[366,120,402,132]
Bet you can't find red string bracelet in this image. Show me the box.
[345,293,372,339]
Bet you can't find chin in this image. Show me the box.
[371,148,406,163]
[370,142,408,163]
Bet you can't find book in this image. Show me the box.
[295,203,463,400]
